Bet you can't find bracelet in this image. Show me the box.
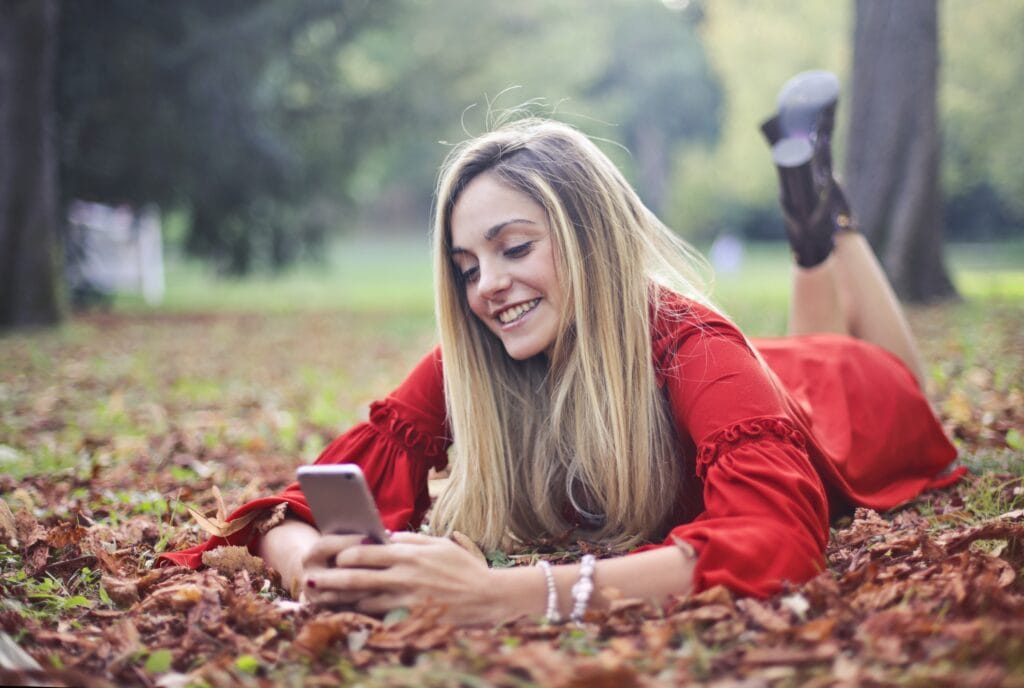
[537,560,561,624]
[570,554,596,625]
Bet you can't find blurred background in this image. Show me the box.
[1,0,1022,327]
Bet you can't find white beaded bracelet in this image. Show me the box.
[570,554,596,625]
[537,560,561,624]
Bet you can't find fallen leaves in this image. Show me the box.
[0,307,1021,686]
[200,545,265,577]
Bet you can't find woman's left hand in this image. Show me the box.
[304,532,504,625]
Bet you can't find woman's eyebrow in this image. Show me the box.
[484,218,537,240]
[451,218,538,255]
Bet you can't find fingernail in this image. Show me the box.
[360,536,376,545]
[306,579,316,589]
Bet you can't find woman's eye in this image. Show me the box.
[459,266,479,283]
[504,241,535,259]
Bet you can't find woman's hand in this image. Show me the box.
[302,532,506,625]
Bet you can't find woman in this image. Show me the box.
[161,73,960,626]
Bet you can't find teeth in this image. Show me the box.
[498,299,540,324]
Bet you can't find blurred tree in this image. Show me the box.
[845,0,957,303]
[940,0,1024,239]
[58,0,395,274]
[667,0,851,242]
[0,0,63,329]
[585,1,721,214]
[347,0,721,229]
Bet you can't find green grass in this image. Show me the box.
[115,236,435,314]
[110,238,1023,331]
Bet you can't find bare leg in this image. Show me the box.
[788,232,925,387]
[788,254,846,336]
[830,232,925,386]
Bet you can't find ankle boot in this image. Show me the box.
[770,137,848,267]
[760,70,855,268]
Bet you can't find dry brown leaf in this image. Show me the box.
[794,616,837,643]
[293,611,380,657]
[555,660,642,688]
[24,542,49,576]
[211,485,228,521]
[737,598,791,632]
[187,506,260,539]
[251,502,289,536]
[14,509,43,548]
[44,521,88,549]
[169,584,204,609]
[101,573,140,607]
[688,584,735,609]
[669,603,733,624]
[201,545,265,577]
[83,531,127,576]
[0,498,17,547]
[940,520,1024,554]
[743,642,839,666]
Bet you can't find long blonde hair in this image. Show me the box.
[430,118,711,551]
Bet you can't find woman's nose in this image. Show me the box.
[477,262,512,299]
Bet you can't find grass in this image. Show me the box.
[109,237,1024,329]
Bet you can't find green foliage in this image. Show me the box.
[144,649,174,674]
[235,654,261,675]
[941,0,1024,228]
[58,0,397,274]
[57,1,723,274]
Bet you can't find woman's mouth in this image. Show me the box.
[497,298,541,325]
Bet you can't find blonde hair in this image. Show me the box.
[430,118,711,551]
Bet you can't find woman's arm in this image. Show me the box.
[492,544,696,622]
[303,532,696,625]
[254,518,322,598]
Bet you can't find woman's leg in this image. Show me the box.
[786,231,925,387]
[787,256,846,336]
[829,231,925,386]
[766,70,926,387]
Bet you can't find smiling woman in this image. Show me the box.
[161,99,961,627]
[449,174,563,360]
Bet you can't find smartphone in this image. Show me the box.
[296,464,389,543]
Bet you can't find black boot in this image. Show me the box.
[760,71,855,268]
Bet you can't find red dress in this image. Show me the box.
[160,295,960,597]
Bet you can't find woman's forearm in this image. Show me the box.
[491,545,695,622]
[255,517,321,597]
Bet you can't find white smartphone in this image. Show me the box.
[296,464,389,543]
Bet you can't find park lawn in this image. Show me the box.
[0,241,1022,686]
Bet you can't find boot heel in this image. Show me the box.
[776,70,840,140]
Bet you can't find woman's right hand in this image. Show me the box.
[300,534,379,608]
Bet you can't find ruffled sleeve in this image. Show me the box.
[158,347,449,569]
[638,295,830,597]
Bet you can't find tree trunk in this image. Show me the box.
[0,0,63,329]
[844,0,958,303]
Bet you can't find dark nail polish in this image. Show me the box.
[306,579,316,589]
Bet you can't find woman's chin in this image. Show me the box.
[501,338,546,361]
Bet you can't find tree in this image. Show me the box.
[0,0,63,329]
[58,0,395,274]
[844,0,957,303]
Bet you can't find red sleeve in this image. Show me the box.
[159,348,449,569]
[637,297,830,597]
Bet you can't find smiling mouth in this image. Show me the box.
[497,298,541,324]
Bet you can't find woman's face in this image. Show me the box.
[449,172,564,360]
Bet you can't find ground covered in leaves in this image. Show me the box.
[1,302,1023,687]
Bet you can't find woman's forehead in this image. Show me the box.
[450,173,547,246]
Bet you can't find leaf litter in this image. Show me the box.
[0,306,1022,686]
